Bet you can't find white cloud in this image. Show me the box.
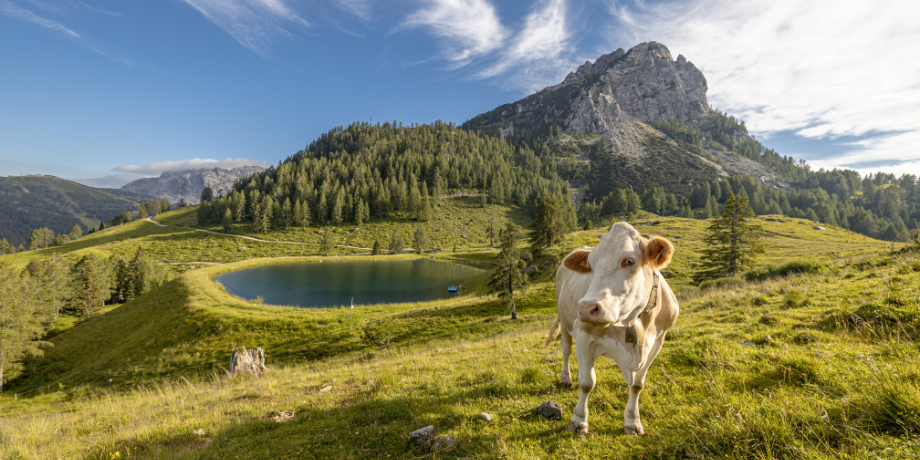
[180,0,309,54]
[335,0,371,21]
[403,0,507,67]
[0,0,79,37]
[478,0,575,92]
[606,0,920,173]
[114,158,269,176]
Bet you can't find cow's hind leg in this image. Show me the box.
[569,334,597,434]
[560,327,573,388]
[623,335,666,436]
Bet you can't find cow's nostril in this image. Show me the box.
[591,305,599,315]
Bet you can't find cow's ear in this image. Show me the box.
[563,249,592,274]
[645,237,674,269]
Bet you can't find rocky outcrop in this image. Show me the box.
[121,166,265,205]
[464,42,709,136]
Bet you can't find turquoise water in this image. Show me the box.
[214,258,487,308]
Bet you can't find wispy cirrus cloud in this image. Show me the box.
[606,0,920,173]
[0,0,80,37]
[403,0,508,68]
[404,0,576,92]
[180,0,309,54]
[478,0,575,92]
[335,0,372,22]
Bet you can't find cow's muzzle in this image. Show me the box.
[578,300,606,323]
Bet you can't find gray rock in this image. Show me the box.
[740,341,757,348]
[228,346,265,377]
[409,425,436,448]
[814,226,827,231]
[538,401,563,420]
[272,411,294,422]
[121,166,265,205]
[433,435,456,451]
[480,412,493,423]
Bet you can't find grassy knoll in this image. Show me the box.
[1,207,913,458]
[3,248,920,458]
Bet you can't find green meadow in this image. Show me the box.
[2,199,919,459]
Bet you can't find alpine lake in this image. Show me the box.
[214,258,489,308]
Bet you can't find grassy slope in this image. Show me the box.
[2,207,916,459]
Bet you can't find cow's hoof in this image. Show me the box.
[561,378,572,388]
[624,423,645,437]
[568,421,589,434]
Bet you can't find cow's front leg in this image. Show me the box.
[560,327,573,388]
[569,334,597,434]
[623,334,665,436]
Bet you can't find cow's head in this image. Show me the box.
[563,222,673,326]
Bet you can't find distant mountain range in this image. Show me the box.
[120,166,266,205]
[0,175,153,247]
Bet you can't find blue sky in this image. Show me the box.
[1,0,917,187]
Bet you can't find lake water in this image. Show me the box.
[214,258,488,308]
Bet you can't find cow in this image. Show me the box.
[546,222,678,436]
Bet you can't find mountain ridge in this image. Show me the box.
[120,166,266,205]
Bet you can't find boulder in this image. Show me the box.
[538,401,563,420]
[408,425,436,448]
[813,226,827,231]
[480,412,493,423]
[229,346,266,377]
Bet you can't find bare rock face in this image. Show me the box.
[229,346,266,377]
[120,166,265,205]
[464,42,709,136]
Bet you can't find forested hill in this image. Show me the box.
[197,121,575,230]
[0,175,151,247]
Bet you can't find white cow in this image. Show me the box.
[546,222,679,436]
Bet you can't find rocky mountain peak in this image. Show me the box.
[463,42,710,136]
[121,166,265,205]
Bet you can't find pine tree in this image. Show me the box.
[300,200,311,229]
[408,184,420,218]
[413,225,428,254]
[130,248,151,300]
[222,208,233,233]
[71,256,105,318]
[488,223,526,319]
[693,192,764,284]
[0,264,50,392]
[259,197,273,233]
[419,194,431,221]
[331,193,344,225]
[138,203,148,219]
[161,199,171,213]
[200,187,214,203]
[321,231,334,256]
[355,198,364,226]
[626,189,642,216]
[372,239,382,255]
[317,192,328,224]
[292,199,303,229]
[281,197,292,229]
[389,231,404,254]
[530,196,569,255]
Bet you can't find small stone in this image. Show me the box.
[538,401,563,420]
[480,412,493,423]
[764,335,773,342]
[813,226,827,231]
[272,411,295,422]
[740,341,757,348]
[409,425,436,448]
[433,435,456,451]
[194,429,206,437]
[319,384,332,393]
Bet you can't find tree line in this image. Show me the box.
[0,248,166,391]
[195,120,575,232]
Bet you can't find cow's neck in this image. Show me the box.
[624,271,662,347]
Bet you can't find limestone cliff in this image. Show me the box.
[121,166,265,205]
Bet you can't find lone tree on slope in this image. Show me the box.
[693,191,763,284]
[488,222,526,319]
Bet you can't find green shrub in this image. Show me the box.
[745,260,823,281]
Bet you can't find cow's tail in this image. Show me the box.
[544,315,561,349]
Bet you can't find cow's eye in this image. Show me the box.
[622,258,635,268]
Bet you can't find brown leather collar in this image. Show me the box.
[625,271,661,346]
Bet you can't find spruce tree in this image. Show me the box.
[138,203,148,219]
[161,199,171,213]
[130,248,151,300]
[200,187,214,203]
[530,196,569,255]
[300,200,311,229]
[222,208,233,233]
[321,231,334,256]
[389,231,404,254]
[693,192,764,284]
[281,198,292,229]
[488,222,526,319]
[372,239,382,255]
[292,199,303,229]
[355,198,364,226]
[0,264,50,392]
[413,225,428,254]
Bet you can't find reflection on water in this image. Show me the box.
[214,258,486,308]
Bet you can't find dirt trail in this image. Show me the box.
[145,217,302,245]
